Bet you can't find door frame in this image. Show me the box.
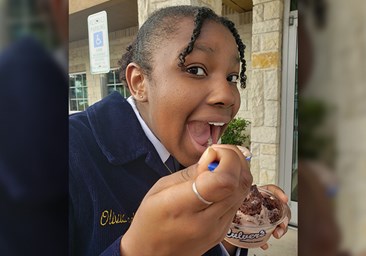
[279,1,298,226]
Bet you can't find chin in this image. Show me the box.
[179,153,200,168]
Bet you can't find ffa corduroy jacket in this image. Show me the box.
[69,92,248,256]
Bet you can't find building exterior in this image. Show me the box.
[69,0,298,226]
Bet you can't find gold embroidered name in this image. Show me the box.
[100,209,134,226]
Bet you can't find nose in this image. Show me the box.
[207,76,239,108]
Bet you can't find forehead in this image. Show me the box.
[157,17,238,57]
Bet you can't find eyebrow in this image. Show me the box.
[194,43,214,54]
[193,43,240,64]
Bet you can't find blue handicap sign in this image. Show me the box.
[93,31,103,48]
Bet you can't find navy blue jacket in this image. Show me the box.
[0,37,68,255]
[69,92,248,256]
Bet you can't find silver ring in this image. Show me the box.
[192,182,213,205]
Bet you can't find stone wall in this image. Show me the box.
[250,0,283,185]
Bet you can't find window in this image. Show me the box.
[107,68,130,98]
[69,73,88,112]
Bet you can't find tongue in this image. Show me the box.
[187,121,211,146]
[211,125,220,144]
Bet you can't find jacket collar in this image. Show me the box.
[86,92,169,176]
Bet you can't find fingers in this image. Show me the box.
[260,243,269,250]
[147,145,253,213]
[259,185,291,240]
[258,184,291,240]
[210,145,252,192]
[148,146,219,194]
[260,184,291,224]
[194,146,252,205]
[211,144,248,163]
[260,184,289,203]
[205,185,244,216]
[192,181,213,205]
[273,216,289,239]
[236,145,252,159]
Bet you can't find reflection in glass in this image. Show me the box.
[106,69,129,98]
[69,73,88,112]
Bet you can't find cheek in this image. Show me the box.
[233,88,241,114]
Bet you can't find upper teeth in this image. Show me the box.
[208,122,225,126]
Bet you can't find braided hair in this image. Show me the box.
[119,5,247,88]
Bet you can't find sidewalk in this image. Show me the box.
[248,226,298,256]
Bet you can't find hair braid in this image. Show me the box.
[119,6,247,91]
[176,7,247,88]
[221,18,247,88]
[178,8,212,69]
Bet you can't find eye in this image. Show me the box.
[186,66,207,77]
[227,74,239,83]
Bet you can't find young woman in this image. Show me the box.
[70,5,290,256]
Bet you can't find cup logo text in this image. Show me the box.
[226,228,266,242]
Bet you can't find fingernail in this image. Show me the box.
[198,146,212,164]
[237,146,252,161]
[261,243,269,250]
[276,228,284,238]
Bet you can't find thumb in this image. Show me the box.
[167,146,218,184]
[197,146,218,174]
[146,147,217,196]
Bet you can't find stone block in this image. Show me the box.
[261,32,280,51]
[249,157,260,183]
[252,52,279,69]
[252,4,264,23]
[260,154,277,169]
[251,70,263,90]
[263,0,283,20]
[250,142,260,156]
[252,19,281,34]
[252,102,264,127]
[251,126,278,143]
[250,70,264,126]
[260,143,278,155]
[259,169,277,184]
[264,100,279,126]
[252,35,260,53]
[264,69,280,100]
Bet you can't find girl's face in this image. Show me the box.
[139,18,241,167]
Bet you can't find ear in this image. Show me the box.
[125,63,148,102]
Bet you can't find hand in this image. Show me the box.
[121,145,253,256]
[257,184,291,250]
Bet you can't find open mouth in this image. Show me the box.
[187,121,226,147]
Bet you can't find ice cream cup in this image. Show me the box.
[224,187,290,248]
